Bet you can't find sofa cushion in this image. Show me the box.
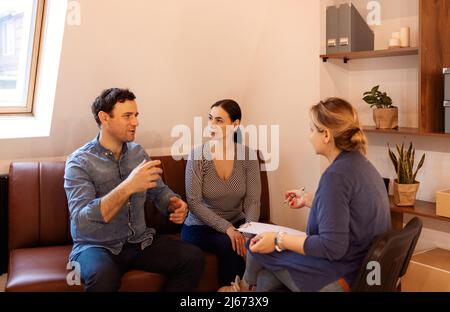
[7,157,269,292]
[6,245,165,292]
[6,244,219,292]
[6,245,83,292]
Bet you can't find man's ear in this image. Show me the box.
[98,111,109,125]
[233,119,241,129]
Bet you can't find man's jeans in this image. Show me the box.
[243,252,344,292]
[73,234,205,292]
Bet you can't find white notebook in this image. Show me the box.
[238,222,306,236]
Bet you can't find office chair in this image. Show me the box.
[352,217,423,292]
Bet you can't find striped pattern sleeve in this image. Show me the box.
[243,158,261,223]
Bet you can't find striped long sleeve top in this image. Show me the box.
[184,143,261,233]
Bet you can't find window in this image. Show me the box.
[0,0,44,114]
[1,19,15,56]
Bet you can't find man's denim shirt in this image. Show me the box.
[64,135,178,261]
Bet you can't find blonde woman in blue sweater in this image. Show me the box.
[220,98,391,292]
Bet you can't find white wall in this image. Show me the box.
[0,0,270,172]
[320,0,450,250]
[0,0,323,230]
[0,0,320,234]
[0,0,448,250]
[350,0,419,128]
[243,0,321,230]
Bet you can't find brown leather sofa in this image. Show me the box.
[6,156,270,292]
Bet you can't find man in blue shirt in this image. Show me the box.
[64,88,204,291]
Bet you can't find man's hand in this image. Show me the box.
[124,160,162,195]
[168,197,188,224]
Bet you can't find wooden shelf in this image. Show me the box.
[389,196,450,223]
[420,132,450,139]
[320,1,450,137]
[363,126,450,138]
[320,47,419,63]
[363,126,420,135]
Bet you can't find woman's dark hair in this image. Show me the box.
[211,99,242,143]
[91,88,136,127]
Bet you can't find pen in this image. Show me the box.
[283,193,296,204]
[283,187,306,204]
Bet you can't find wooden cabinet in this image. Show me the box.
[321,0,450,137]
[419,0,450,135]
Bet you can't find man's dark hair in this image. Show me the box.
[91,88,136,127]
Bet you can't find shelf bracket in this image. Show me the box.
[343,57,349,64]
[322,57,328,63]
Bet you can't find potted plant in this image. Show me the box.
[363,85,398,129]
[388,142,426,206]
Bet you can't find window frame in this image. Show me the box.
[0,0,45,115]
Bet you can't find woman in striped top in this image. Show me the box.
[181,99,261,286]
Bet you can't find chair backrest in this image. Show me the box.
[8,155,270,249]
[352,217,423,292]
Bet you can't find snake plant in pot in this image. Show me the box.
[363,85,398,129]
[388,142,426,206]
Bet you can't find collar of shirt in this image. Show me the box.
[91,133,129,160]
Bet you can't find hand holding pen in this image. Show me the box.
[283,187,313,209]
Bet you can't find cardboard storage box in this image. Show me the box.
[403,248,450,292]
[436,190,450,218]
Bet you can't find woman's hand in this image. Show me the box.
[284,189,314,209]
[226,226,247,257]
[249,232,277,254]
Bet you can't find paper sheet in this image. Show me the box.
[238,222,306,236]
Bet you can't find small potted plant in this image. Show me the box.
[363,85,398,129]
[388,142,426,206]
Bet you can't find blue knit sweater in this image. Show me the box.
[251,151,391,291]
